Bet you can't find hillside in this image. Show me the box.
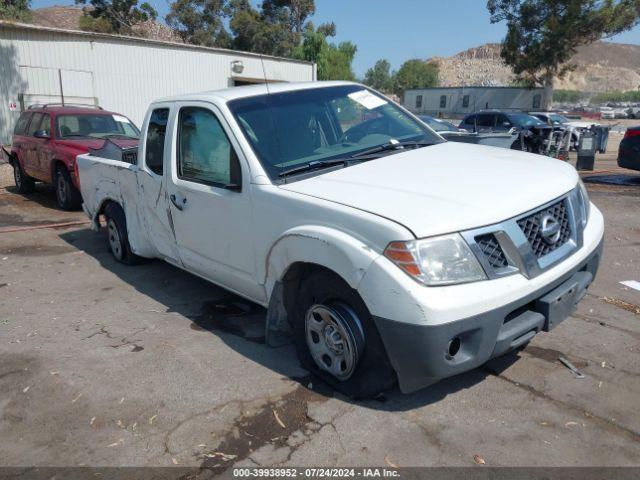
[30,6,180,43]
[431,42,640,92]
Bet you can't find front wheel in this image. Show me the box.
[12,160,35,194]
[55,166,82,211]
[293,270,396,398]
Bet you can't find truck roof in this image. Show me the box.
[153,81,359,104]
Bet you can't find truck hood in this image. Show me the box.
[279,142,578,238]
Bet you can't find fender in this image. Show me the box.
[263,225,381,302]
[77,155,156,258]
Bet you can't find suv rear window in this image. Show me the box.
[27,113,44,136]
[14,113,32,136]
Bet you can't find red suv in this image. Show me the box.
[9,104,139,210]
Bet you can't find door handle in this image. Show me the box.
[170,194,186,211]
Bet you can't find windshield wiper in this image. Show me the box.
[278,158,352,178]
[350,140,435,159]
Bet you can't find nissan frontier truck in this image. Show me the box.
[76,82,604,397]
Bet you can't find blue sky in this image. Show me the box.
[31,0,640,77]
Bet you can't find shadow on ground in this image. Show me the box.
[59,227,522,412]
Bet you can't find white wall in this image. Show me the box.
[0,23,315,144]
[404,87,544,118]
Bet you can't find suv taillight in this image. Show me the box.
[624,128,640,139]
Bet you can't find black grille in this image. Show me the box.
[517,200,571,258]
[476,234,509,269]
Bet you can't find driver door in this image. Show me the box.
[165,102,260,302]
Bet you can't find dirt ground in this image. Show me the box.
[0,134,639,470]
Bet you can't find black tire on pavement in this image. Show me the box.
[12,158,36,194]
[54,166,82,211]
[292,269,396,399]
[103,202,141,265]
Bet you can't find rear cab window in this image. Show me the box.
[144,108,169,176]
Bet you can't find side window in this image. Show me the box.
[416,95,423,109]
[498,115,512,128]
[462,95,470,108]
[439,95,447,109]
[463,114,475,126]
[177,107,241,188]
[476,114,495,129]
[145,108,169,176]
[40,114,52,136]
[14,113,32,135]
[533,94,541,109]
[27,113,44,136]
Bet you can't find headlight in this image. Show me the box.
[384,233,487,286]
[577,179,590,227]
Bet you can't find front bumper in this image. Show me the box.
[373,238,603,393]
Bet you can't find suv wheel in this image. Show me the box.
[12,160,35,194]
[55,166,82,211]
[293,270,396,398]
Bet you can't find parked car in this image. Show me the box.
[9,104,139,210]
[417,115,463,133]
[419,114,517,149]
[530,111,599,150]
[618,126,640,171]
[600,107,615,120]
[77,82,604,397]
[459,110,554,154]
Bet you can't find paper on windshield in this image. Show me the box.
[348,90,387,110]
[113,115,131,124]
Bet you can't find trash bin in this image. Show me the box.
[593,125,610,154]
[577,130,596,171]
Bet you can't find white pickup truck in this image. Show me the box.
[77,81,604,397]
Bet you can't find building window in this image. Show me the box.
[440,95,447,109]
[416,95,423,109]
[533,94,541,109]
[462,95,470,108]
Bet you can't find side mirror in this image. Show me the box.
[34,130,50,139]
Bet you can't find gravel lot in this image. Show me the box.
[0,137,639,470]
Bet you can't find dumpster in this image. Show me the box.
[577,130,596,171]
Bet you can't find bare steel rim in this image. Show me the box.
[305,303,365,381]
[56,171,68,206]
[107,218,123,261]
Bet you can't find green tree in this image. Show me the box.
[75,0,158,34]
[293,29,356,80]
[394,59,439,96]
[166,0,230,47]
[363,59,394,93]
[488,0,640,109]
[0,0,31,22]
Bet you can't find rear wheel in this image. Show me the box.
[103,202,140,265]
[55,166,82,211]
[12,159,35,194]
[293,269,396,398]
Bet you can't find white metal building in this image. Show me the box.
[404,86,545,118]
[0,21,316,143]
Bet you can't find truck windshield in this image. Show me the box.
[228,85,443,180]
[56,114,140,140]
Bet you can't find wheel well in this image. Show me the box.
[51,159,67,179]
[95,199,121,227]
[280,262,351,322]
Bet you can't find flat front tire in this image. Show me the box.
[293,270,396,398]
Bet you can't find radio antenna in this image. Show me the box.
[260,55,270,94]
